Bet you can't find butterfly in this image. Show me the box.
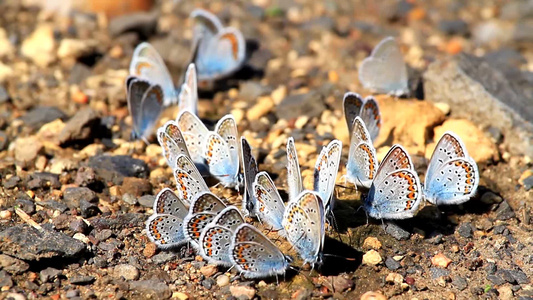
[282,191,325,267]
[177,63,199,115]
[190,9,246,81]
[145,188,189,249]
[286,137,303,201]
[313,139,342,215]
[177,110,210,165]
[230,223,291,279]
[183,191,227,249]
[424,132,479,206]
[130,42,177,106]
[173,154,210,204]
[241,137,258,217]
[253,171,286,233]
[203,115,242,188]
[343,92,381,142]
[199,206,244,267]
[358,36,409,96]
[126,76,164,143]
[345,116,379,189]
[363,145,422,219]
[157,121,190,169]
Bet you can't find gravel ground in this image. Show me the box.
[0,0,532,299]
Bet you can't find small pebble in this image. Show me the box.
[431,253,452,268]
[385,257,401,271]
[114,264,140,281]
[360,291,387,300]
[216,275,229,287]
[200,265,217,278]
[230,285,256,300]
[386,272,404,284]
[362,250,382,266]
[0,210,12,219]
[143,242,157,258]
[363,237,382,250]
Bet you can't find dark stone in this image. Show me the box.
[129,279,171,299]
[69,275,95,285]
[59,107,101,146]
[0,85,9,103]
[452,276,468,291]
[3,175,20,189]
[38,200,69,213]
[0,131,8,151]
[27,172,61,190]
[276,91,326,121]
[496,201,516,220]
[509,269,529,284]
[523,174,533,191]
[424,53,533,157]
[202,278,215,290]
[0,254,29,274]
[15,199,35,214]
[0,270,13,289]
[438,19,469,36]
[239,81,271,102]
[430,267,450,279]
[94,229,113,241]
[0,225,85,260]
[109,11,158,37]
[457,222,474,238]
[79,199,100,218]
[19,106,67,130]
[122,177,152,197]
[485,262,497,274]
[66,289,80,298]
[385,223,410,240]
[151,252,177,264]
[68,63,92,85]
[138,195,155,208]
[497,269,517,284]
[485,48,528,70]
[493,225,506,235]
[91,213,144,231]
[385,257,401,271]
[40,267,62,283]
[63,187,98,208]
[69,219,89,234]
[88,155,149,185]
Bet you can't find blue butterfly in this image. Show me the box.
[364,145,422,219]
[345,116,379,189]
[253,171,286,234]
[126,76,163,143]
[241,137,258,216]
[343,92,381,142]
[358,36,409,96]
[424,132,479,206]
[190,9,246,81]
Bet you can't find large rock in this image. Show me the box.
[88,155,149,185]
[0,225,85,261]
[375,95,446,155]
[424,53,533,158]
[59,107,100,146]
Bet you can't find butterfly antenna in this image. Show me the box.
[226,265,235,273]
[323,253,357,261]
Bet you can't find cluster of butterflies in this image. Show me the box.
[145,92,479,279]
[126,9,246,143]
[125,8,479,279]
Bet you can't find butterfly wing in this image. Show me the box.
[157,121,190,169]
[343,92,364,134]
[424,158,479,205]
[183,192,227,248]
[177,64,198,114]
[174,155,210,204]
[204,132,239,187]
[376,144,414,183]
[177,110,209,164]
[286,137,303,201]
[253,172,286,232]
[215,114,240,174]
[230,224,289,279]
[241,137,258,216]
[195,28,246,81]
[211,206,245,231]
[365,169,422,219]
[425,132,469,185]
[359,96,381,141]
[358,37,408,96]
[346,117,378,189]
[138,83,164,141]
[126,77,150,139]
[313,140,342,212]
[146,214,187,249]
[152,188,189,217]
[282,191,325,265]
[130,42,176,106]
